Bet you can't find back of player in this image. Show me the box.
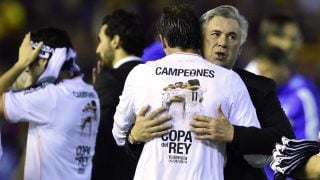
[5,77,100,179]
[2,27,100,180]
[113,53,260,180]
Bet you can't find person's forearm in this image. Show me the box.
[0,63,26,94]
[231,105,295,154]
[0,33,42,93]
[125,127,145,161]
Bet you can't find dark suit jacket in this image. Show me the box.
[91,60,142,180]
[124,68,295,180]
[224,68,295,180]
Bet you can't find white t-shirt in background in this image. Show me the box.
[4,77,100,180]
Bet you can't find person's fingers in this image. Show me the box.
[26,32,43,58]
[21,33,31,47]
[216,104,226,118]
[148,115,172,126]
[18,33,43,67]
[33,41,43,55]
[190,127,210,135]
[137,105,150,116]
[190,119,210,128]
[192,115,211,122]
[194,134,212,140]
[146,106,166,119]
[149,123,172,133]
[150,130,169,139]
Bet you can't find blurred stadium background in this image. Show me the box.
[0,0,320,179]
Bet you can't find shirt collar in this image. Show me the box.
[113,56,142,69]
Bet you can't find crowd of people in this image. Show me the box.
[0,2,319,180]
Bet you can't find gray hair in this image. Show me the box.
[200,5,248,45]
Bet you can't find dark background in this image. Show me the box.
[0,0,320,179]
[1,0,320,84]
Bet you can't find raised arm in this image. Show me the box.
[0,33,42,117]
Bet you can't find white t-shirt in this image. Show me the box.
[113,53,260,180]
[245,60,260,75]
[4,77,100,180]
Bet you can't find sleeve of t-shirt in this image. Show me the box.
[227,72,261,128]
[113,65,143,146]
[4,85,56,124]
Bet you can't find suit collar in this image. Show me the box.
[114,56,141,69]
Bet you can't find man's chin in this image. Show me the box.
[212,59,225,66]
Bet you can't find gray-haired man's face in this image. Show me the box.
[202,16,242,69]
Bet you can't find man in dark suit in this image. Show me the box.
[91,9,145,180]
[200,6,295,179]
[125,5,295,180]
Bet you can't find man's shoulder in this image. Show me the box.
[233,68,276,91]
[21,82,53,95]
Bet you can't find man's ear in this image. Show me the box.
[111,34,121,49]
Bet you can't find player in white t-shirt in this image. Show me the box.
[0,28,100,180]
[112,5,260,180]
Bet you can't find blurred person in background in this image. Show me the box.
[91,9,145,180]
[0,27,100,179]
[246,13,302,73]
[245,13,320,179]
[253,47,320,140]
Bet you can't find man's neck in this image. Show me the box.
[112,49,130,67]
[165,47,199,55]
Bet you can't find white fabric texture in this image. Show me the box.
[37,48,77,84]
[113,53,261,180]
[4,77,100,180]
[245,60,260,75]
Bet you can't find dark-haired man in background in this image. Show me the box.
[91,9,146,180]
